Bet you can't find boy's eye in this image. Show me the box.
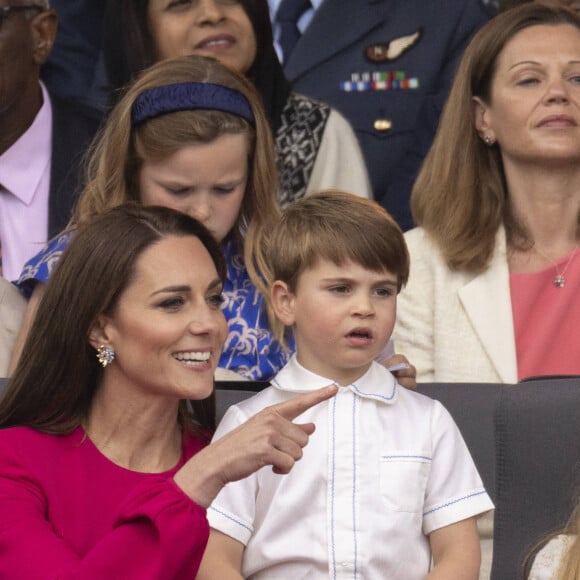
[374,287,394,297]
[329,285,350,294]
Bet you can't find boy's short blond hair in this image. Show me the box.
[266,190,410,342]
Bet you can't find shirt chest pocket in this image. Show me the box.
[379,452,431,513]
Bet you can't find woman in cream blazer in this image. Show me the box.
[394,227,517,383]
[394,4,580,385]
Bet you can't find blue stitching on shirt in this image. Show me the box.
[351,380,397,401]
[352,394,358,579]
[208,505,253,534]
[381,455,432,461]
[423,490,488,516]
[330,395,337,580]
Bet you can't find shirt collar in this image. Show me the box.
[271,355,399,405]
[0,82,52,205]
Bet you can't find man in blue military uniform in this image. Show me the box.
[270,0,497,230]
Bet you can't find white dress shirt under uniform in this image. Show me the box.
[208,356,493,579]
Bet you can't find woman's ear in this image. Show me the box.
[88,315,112,351]
[473,96,495,142]
[270,281,296,327]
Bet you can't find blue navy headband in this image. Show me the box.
[131,82,255,126]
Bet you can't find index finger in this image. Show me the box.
[272,385,338,422]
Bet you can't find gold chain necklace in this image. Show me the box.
[533,243,580,288]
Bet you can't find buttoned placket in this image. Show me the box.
[327,386,359,579]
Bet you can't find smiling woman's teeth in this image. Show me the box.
[173,352,211,365]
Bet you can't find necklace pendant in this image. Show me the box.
[554,275,566,288]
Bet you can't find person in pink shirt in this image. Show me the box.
[0,203,336,578]
[0,0,101,281]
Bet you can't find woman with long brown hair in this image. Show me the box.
[394,2,580,384]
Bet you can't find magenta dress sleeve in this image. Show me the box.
[0,430,209,579]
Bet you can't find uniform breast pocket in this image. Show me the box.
[379,452,431,513]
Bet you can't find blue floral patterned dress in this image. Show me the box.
[218,239,292,380]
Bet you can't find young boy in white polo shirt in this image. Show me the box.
[199,191,493,579]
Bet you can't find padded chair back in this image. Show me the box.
[214,381,267,423]
[417,382,505,502]
[491,378,580,580]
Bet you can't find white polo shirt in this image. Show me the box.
[208,356,493,579]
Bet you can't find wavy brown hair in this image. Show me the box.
[411,2,580,273]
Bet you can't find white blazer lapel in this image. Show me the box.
[458,229,518,384]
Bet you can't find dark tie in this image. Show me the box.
[277,0,311,62]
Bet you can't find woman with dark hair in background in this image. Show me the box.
[103,0,372,207]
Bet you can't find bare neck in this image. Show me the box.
[85,383,182,473]
[503,163,580,274]
[505,164,580,250]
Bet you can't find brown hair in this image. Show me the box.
[266,190,409,342]
[411,2,580,273]
[0,204,226,436]
[74,54,280,301]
